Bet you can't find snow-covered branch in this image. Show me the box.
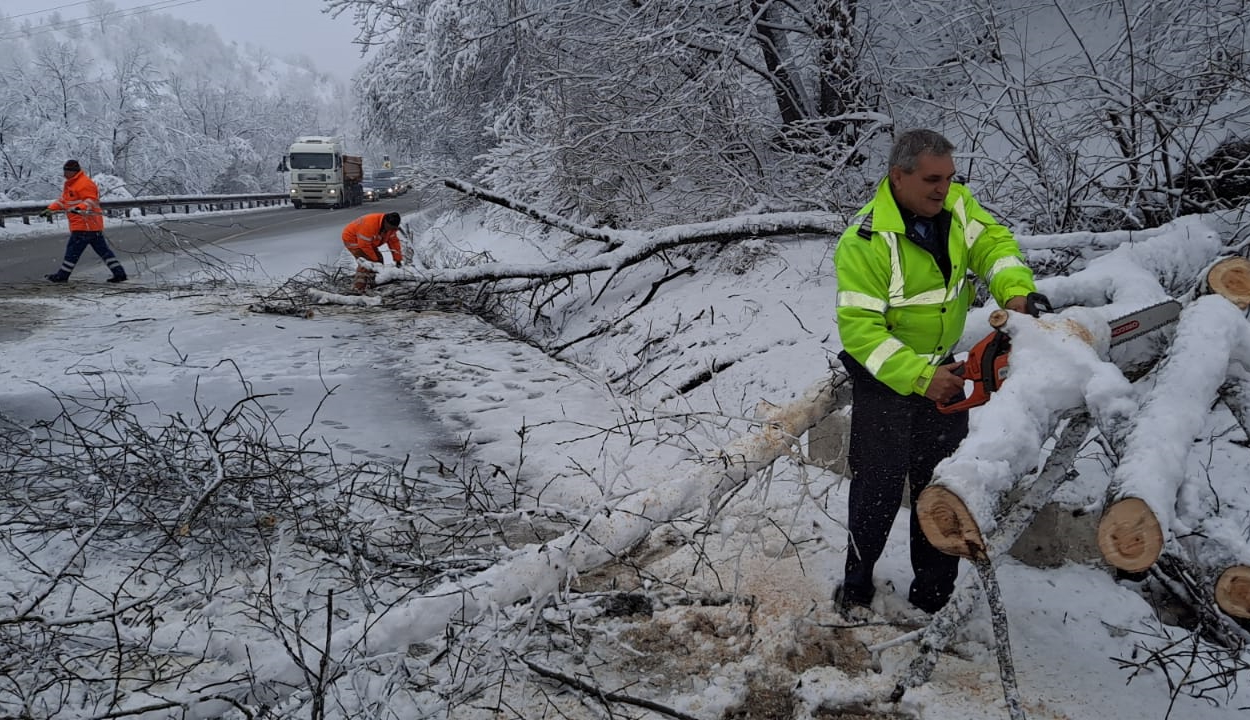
[413,184,846,285]
[1034,216,1222,312]
[248,374,851,693]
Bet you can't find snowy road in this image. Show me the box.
[0,196,422,286]
[0,198,460,471]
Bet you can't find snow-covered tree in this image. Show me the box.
[340,0,1250,232]
[0,1,353,199]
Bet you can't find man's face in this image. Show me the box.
[889,152,955,218]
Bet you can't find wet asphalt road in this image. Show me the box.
[1,195,423,287]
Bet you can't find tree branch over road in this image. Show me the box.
[424,178,844,285]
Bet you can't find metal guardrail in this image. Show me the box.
[0,193,290,228]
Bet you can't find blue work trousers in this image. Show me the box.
[57,231,124,278]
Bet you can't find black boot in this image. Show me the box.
[108,271,128,283]
[46,272,70,283]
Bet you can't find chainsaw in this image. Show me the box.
[936,298,1182,414]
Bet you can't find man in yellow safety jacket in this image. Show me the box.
[833,129,1044,616]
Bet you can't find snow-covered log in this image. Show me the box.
[1034,217,1222,311]
[1091,273,1250,619]
[1097,296,1250,573]
[894,414,1094,702]
[916,308,1136,558]
[1016,215,1222,253]
[249,374,852,692]
[443,177,847,252]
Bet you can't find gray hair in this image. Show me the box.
[888,129,955,172]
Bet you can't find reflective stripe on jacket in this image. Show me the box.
[341,213,402,264]
[48,171,104,232]
[834,179,1036,397]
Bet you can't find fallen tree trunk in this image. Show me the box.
[1097,295,1250,572]
[1028,222,1224,374]
[894,413,1094,702]
[917,308,1131,557]
[443,178,846,251]
[1034,219,1222,312]
[247,372,852,692]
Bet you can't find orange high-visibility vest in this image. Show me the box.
[48,171,104,232]
[341,213,402,264]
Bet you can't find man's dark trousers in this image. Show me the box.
[56,231,124,278]
[840,351,968,613]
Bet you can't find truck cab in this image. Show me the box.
[283,136,364,209]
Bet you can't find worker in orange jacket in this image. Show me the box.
[40,160,127,283]
[341,211,403,293]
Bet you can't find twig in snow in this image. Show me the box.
[521,657,707,720]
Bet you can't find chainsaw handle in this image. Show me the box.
[937,384,989,414]
[936,363,987,413]
[1025,292,1054,317]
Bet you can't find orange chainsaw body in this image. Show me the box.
[937,329,1011,414]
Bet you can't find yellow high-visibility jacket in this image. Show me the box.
[834,179,1036,396]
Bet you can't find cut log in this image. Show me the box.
[918,308,1128,557]
[1098,295,1250,573]
[1168,519,1250,622]
[1095,497,1164,573]
[915,487,986,559]
[1152,553,1250,649]
[895,414,1093,702]
[1204,256,1250,309]
[1216,566,1250,619]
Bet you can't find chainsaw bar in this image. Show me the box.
[1107,300,1182,346]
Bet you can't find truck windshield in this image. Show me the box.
[289,153,336,170]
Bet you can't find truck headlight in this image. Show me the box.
[328,189,337,195]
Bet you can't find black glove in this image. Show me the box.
[38,209,53,219]
[1025,292,1054,317]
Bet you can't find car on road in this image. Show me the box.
[362,177,394,201]
[372,171,404,196]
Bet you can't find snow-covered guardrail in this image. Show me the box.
[0,192,290,228]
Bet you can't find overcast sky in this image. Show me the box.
[3,0,370,79]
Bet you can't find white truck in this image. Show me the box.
[281,136,364,209]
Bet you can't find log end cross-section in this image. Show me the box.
[1215,566,1250,619]
[1206,256,1250,309]
[917,486,988,559]
[1096,497,1164,572]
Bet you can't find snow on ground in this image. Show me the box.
[1,204,1248,719]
